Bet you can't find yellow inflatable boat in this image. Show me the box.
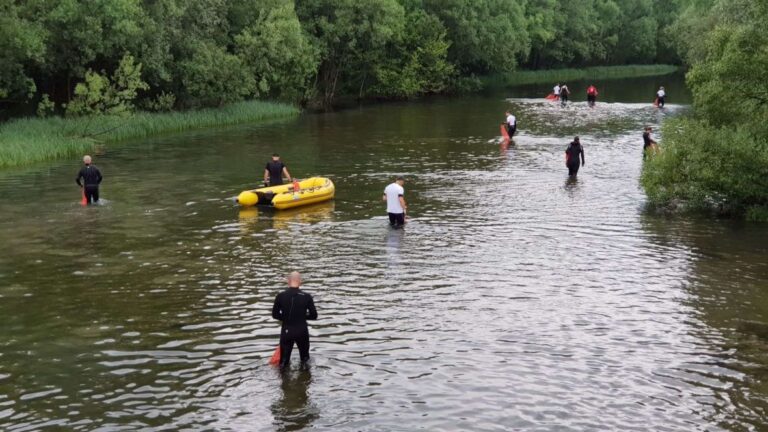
[237,177,335,210]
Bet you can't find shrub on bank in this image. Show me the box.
[641,118,768,219]
[0,101,299,168]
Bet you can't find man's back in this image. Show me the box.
[384,182,404,214]
[272,288,317,327]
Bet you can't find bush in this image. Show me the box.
[641,118,768,217]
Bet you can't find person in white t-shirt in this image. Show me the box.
[554,83,561,100]
[656,86,666,107]
[504,111,517,137]
[382,176,407,227]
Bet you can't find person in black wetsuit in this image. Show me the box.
[272,271,318,369]
[565,137,585,177]
[642,126,658,158]
[75,155,103,204]
[560,84,570,107]
[264,153,292,186]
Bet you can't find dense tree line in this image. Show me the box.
[642,0,768,219]
[1,0,683,114]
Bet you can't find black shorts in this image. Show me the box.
[388,213,405,227]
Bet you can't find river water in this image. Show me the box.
[2,75,768,431]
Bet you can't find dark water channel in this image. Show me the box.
[1,75,768,431]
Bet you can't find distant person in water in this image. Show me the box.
[565,137,585,177]
[75,155,103,205]
[504,111,517,137]
[264,153,292,186]
[553,83,561,100]
[642,126,658,158]
[587,85,598,107]
[272,271,318,370]
[560,84,570,106]
[383,176,407,228]
[656,86,666,108]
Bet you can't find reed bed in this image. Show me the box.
[0,100,299,168]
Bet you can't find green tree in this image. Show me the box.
[0,1,46,101]
[296,0,405,107]
[232,0,318,102]
[423,0,529,73]
[372,8,455,98]
[65,53,149,116]
[179,42,255,107]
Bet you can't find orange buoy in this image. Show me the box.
[269,345,281,365]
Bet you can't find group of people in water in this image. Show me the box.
[501,83,668,178]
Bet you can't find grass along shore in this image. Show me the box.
[482,64,679,87]
[0,100,299,168]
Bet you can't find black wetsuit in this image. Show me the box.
[565,142,584,176]
[272,288,318,367]
[560,87,570,106]
[76,164,103,204]
[266,160,286,185]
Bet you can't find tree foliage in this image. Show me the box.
[1,0,689,112]
[642,0,768,219]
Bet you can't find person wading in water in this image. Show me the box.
[264,153,292,186]
[565,137,585,177]
[272,271,318,370]
[560,84,571,107]
[383,176,407,228]
[586,85,598,107]
[75,155,103,205]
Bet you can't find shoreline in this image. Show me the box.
[0,101,299,169]
[0,65,679,169]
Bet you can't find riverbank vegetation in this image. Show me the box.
[0,101,298,168]
[641,0,768,220]
[483,65,679,88]
[2,0,682,117]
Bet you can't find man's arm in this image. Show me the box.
[97,168,103,184]
[398,196,407,211]
[581,149,586,166]
[272,294,283,321]
[282,166,291,182]
[264,168,270,183]
[306,295,318,320]
[76,168,83,187]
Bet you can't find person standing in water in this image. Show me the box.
[75,155,103,205]
[383,176,407,228]
[504,111,517,138]
[560,84,570,107]
[264,153,292,186]
[586,85,598,107]
[565,137,585,177]
[642,126,658,158]
[272,271,318,370]
[656,86,666,108]
[553,83,562,100]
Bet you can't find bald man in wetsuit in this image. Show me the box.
[76,155,103,205]
[272,272,318,369]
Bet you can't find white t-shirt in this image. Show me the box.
[506,114,516,127]
[554,85,561,95]
[657,89,666,98]
[384,182,405,214]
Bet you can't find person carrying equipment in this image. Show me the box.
[655,86,666,108]
[264,153,292,186]
[504,111,517,137]
[642,126,658,158]
[587,85,598,107]
[565,137,585,177]
[272,271,318,370]
[75,155,103,205]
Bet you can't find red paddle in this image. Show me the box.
[80,189,87,206]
